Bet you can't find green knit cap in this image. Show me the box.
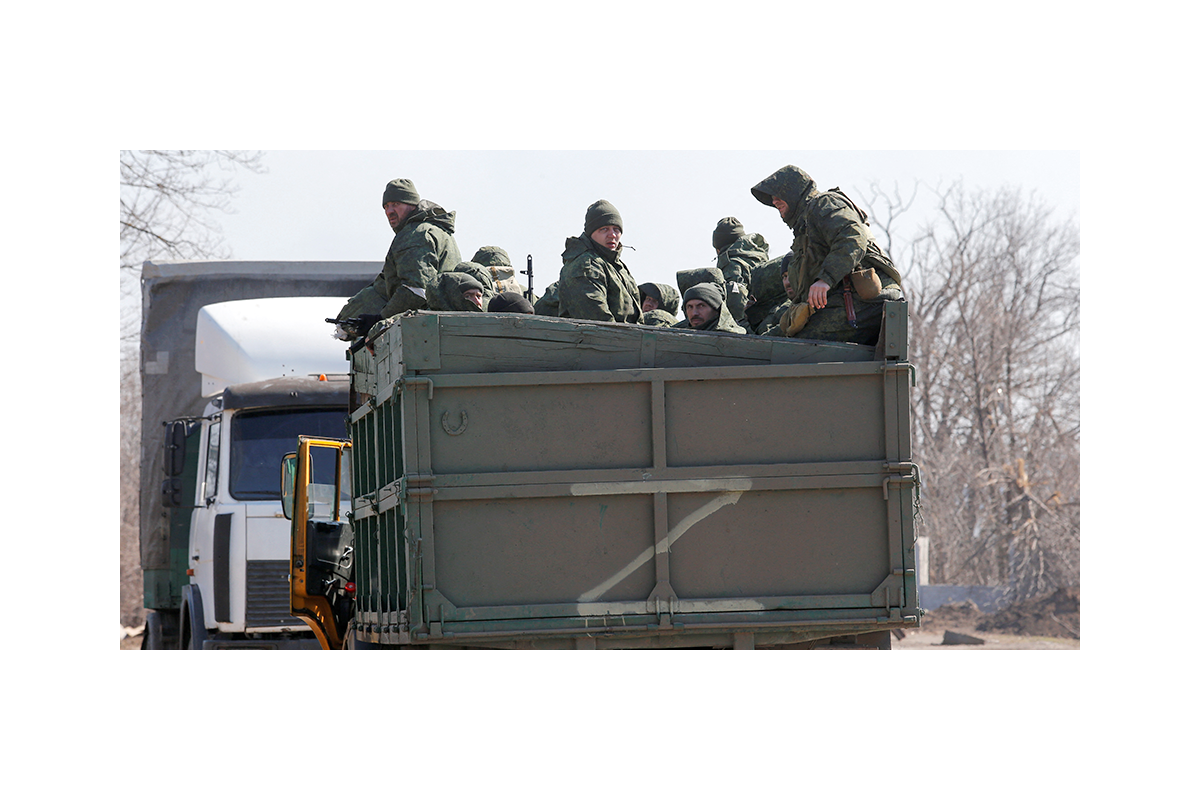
[382,178,420,207]
[712,217,744,251]
[585,199,623,237]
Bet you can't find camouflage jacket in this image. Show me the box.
[714,232,769,287]
[746,255,791,334]
[533,281,559,317]
[557,235,642,324]
[427,270,485,312]
[373,200,462,317]
[752,166,902,306]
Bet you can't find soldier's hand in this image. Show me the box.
[807,280,830,310]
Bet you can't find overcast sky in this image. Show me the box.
[216,149,1080,299]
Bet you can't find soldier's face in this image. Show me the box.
[463,289,483,309]
[591,225,622,251]
[770,196,790,219]
[686,299,717,328]
[642,295,660,313]
[782,270,794,300]
[384,201,415,231]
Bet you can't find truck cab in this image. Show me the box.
[165,377,350,648]
[146,296,355,649]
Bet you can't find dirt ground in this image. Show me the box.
[120,586,1079,650]
[893,586,1080,650]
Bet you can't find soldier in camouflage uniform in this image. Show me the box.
[470,246,524,295]
[638,282,681,327]
[449,261,498,308]
[751,165,903,346]
[681,282,747,334]
[712,217,769,327]
[746,254,792,335]
[557,200,642,324]
[337,178,462,322]
[427,272,486,312]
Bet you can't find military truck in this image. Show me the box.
[285,301,922,649]
[138,260,376,649]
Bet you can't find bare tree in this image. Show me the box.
[897,182,1080,602]
[119,150,265,630]
[120,149,266,270]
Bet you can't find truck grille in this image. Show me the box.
[245,560,307,628]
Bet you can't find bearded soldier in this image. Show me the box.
[751,165,903,345]
[337,178,462,324]
[681,282,747,334]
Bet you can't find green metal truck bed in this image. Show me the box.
[346,303,919,648]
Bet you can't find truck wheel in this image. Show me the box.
[142,611,162,650]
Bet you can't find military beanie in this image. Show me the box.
[683,282,724,312]
[712,217,744,251]
[584,199,623,237]
[382,178,420,207]
[488,291,535,314]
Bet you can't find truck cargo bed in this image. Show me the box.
[346,304,919,648]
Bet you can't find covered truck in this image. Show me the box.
[286,300,922,649]
[138,259,377,649]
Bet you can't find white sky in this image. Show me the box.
[217,149,1080,299]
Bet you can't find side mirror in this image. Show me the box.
[163,420,196,478]
[281,452,297,520]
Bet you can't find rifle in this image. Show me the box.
[326,315,383,350]
[521,255,534,301]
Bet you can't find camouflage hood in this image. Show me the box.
[403,199,457,236]
[638,282,680,316]
[751,165,818,228]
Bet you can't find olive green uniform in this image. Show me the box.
[558,199,642,324]
[345,179,465,321]
[751,165,902,345]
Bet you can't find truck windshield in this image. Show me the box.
[229,408,347,501]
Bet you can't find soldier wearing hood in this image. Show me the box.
[337,178,462,323]
[558,199,642,323]
[470,246,524,295]
[682,282,747,334]
[428,271,486,312]
[638,282,681,327]
[751,165,903,345]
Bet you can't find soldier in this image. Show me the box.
[751,165,903,345]
[337,178,462,324]
[682,282,746,334]
[428,272,486,312]
[746,254,792,335]
[638,282,681,327]
[711,217,769,327]
[449,261,498,308]
[557,199,642,323]
[470,246,524,295]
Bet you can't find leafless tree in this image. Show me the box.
[873,181,1080,602]
[119,150,264,629]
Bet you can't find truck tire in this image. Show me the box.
[179,586,208,650]
[142,611,162,650]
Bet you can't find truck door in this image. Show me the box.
[282,437,353,650]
